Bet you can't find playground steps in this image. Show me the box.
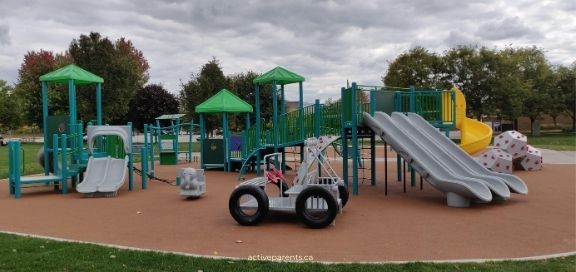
[238,177,267,187]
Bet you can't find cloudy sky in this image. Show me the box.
[0,0,574,102]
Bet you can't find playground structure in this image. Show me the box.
[195,89,253,172]
[144,114,195,166]
[202,66,526,207]
[229,135,347,228]
[142,114,197,181]
[226,67,502,198]
[8,64,148,198]
[6,64,526,206]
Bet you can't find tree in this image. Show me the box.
[443,46,500,119]
[127,84,179,131]
[509,47,555,134]
[69,32,149,124]
[180,58,228,136]
[227,71,272,131]
[0,80,22,131]
[13,50,71,126]
[556,62,576,130]
[383,47,447,89]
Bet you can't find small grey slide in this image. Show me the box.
[76,157,110,193]
[363,112,492,207]
[405,112,528,194]
[98,156,128,193]
[390,112,511,200]
[76,156,128,194]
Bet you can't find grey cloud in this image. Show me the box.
[476,17,543,41]
[445,31,480,48]
[0,0,574,102]
[0,24,10,45]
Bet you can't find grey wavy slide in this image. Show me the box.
[364,111,492,207]
[404,112,528,194]
[390,112,511,201]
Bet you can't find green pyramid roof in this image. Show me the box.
[253,66,305,85]
[195,89,253,113]
[39,64,104,85]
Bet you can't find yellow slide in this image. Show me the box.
[445,87,492,155]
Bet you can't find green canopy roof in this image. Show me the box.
[39,64,104,85]
[253,66,305,85]
[156,114,185,120]
[195,89,253,113]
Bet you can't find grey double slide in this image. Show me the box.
[363,111,528,207]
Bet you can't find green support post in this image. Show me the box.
[199,114,205,169]
[341,87,349,188]
[174,118,180,162]
[314,99,321,176]
[371,131,376,186]
[141,146,148,189]
[128,122,134,191]
[223,112,229,172]
[255,84,261,177]
[60,134,68,194]
[272,81,279,169]
[299,82,304,142]
[96,83,102,125]
[351,82,359,195]
[188,120,194,163]
[41,82,49,176]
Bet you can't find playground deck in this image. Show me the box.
[0,155,574,262]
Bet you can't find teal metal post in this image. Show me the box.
[96,83,102,125]
[128,122,134,191]
[281,84,286,173]
[299,82,304,141]
[281,84,286,140]
[223,112,229,172]
[68,80,77,135]
[351,82,359,195]
[371,130,376,186]
[341,87,349,187]
[60,134,68,194]
[370,89,376,185]
[188,120,193,163]
[314,99,321,176]
[41,81,49,176]
[174,118,180,163]
[255,84,261,176]
[156,119,162,154]
[272,81,279,168]
[141,146,148,189]
[10,141,21,198]
[199,114,205,169]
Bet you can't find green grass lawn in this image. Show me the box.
[0,233,573,272]
[527,132,576,151]
[0,143,44,179]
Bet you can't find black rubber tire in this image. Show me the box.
[295,186,339,229]
[229,185,269,226]
[338,185,349,208]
